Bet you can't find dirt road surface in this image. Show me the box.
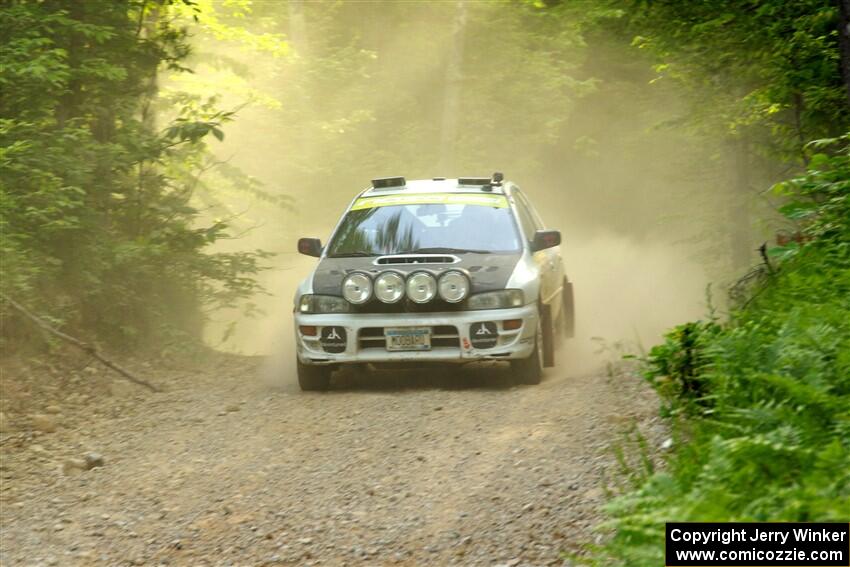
[0,354,661,566]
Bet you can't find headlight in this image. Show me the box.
[299,294,350,314]
[438,270,469,303]
[342,272,372,304]
[406,272,437,303]
[466,289,524,310]
[375,271,405,303]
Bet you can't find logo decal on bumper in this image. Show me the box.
[320,326,347,353]
[470,322,498,349]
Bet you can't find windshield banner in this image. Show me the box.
[351,193,509,211]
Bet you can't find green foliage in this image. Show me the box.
[774,137,850,245]
[643,320,722,414]
[620,0,847,161]
[585,138,850,565]
[175,0,615,234]
[0,0,271,350]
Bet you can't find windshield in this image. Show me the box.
[326,195,521,257]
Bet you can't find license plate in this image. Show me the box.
[385,327,431,351]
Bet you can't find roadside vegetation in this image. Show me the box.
[577,0,850,563]
[0,1,284,353]
[1,1,848,563]
[588,140,850,564]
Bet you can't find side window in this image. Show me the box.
[514,189,545,230]
[528,202,546,230]
[513,194,538,242]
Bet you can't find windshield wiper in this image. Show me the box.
[328,251,375,258]
[406,247,493,254]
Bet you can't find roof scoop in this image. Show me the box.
[375,254,459,265]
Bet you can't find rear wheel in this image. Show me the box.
[541,303,556,368]
[560,280,575,339]
[297,360,332,391]
[511,317,543,385]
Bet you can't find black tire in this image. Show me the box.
[511,320,543,385]
[561,280,575,339]
[541,303,556,368]
[297,360,332,391]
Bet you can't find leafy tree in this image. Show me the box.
[618,0,848,161]
[0,0,271,351]
[532,0,849,270]
[176,1,608,235]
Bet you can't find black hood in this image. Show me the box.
[311,253,521,297]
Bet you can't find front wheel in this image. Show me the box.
[297,360,332,391]
[511,319,543,385]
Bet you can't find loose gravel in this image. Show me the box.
[0,352,662,566]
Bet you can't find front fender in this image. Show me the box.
[292,275,314,311]
[505,250,541,305]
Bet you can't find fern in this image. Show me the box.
[584,138,850,565]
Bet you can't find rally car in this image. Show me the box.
[293,173,574,390]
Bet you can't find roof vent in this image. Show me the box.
[371,176,406,190]
[458,177,491,187]
[458,173,504,192]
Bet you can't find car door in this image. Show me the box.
[514,189,563,316]
[512,190,553,309]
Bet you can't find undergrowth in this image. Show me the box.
[584,135,850,565]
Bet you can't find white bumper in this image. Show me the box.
[294,304,538,365]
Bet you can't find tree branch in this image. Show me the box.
[837,0,850,105]
[758,242,775,275]
[1,294,160,393]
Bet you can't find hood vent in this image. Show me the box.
[375,254,459,265]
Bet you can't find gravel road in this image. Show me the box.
[0,353,662,566]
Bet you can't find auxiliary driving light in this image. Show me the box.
[438,270,469,303]
[375,271,405,303]
[406,272,437,304]
[342,272,373,304]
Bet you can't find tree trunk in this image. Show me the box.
[729,138,753,272]
[134,2,161,237]
[438,1,467,174]
[55,0,85,127]
[287,0,312,236]
[288,0,309,51]
[837,0,850,106]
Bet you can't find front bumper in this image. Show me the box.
[294,304,538,365]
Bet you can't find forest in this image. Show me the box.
[1,0,848,565]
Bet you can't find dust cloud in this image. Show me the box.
[185,2,754,379]
[557,233,708,375]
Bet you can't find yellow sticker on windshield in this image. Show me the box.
[351,193,508,211]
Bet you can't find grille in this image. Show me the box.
[352,298,466,314]
[358,326,461,350]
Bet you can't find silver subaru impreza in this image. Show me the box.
[293,173,574,390]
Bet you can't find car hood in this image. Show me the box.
[311,253,522,296]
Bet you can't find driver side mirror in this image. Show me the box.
[297,237,323,258]
[531,229,561,252]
